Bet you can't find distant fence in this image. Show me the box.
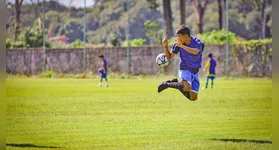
[6,44,272,77]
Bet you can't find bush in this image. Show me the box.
[122,38,146,47]
[6,28,52,49]
[195,29,237,44]
[70,39,83,48]
[11,41,26,48]
[232,38,272,57]
[23,28,51,48]
[39,70,55,78]
[51,41,68,48]
[6,38,12,48]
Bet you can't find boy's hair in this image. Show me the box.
[176,25,190,36]
[99,55,104,58]
[207,53,213,58]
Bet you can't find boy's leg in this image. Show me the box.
[210,76,215,89]
[102,73,108,87]
[105,77,109,87]
[160,69,180,84]
[98,78,103,87]
[158,81,190,99]
[158,70,191,99]
[164,78,178,83]
[189,73,200,101]
[158,70,191,92]
[204,76,209,89]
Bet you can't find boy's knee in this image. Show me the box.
[182,80,191,91]
[189,93,198,101]
[189,96,197,101]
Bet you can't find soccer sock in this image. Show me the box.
[166,82,184,90]
[211,79,214,89]
[167,82,190,99]
[205,78,209,88]
[165,78,178,83]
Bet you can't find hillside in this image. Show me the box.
[6,0,272,47]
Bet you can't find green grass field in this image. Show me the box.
[6,77,272,150]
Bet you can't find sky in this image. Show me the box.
[56,0,95,8]
[6,0,95,8]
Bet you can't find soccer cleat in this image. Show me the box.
[158,78,178,89]
[164,78,178,83]
[158,82,168,93]
[106,84,109,87]
[166,78,178,83]
[98,83,102,87]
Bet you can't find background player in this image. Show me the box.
[203,53,216,89]
[98,55,109,87]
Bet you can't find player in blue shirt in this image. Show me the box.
[158,25,204,101]
[203,53,216,89]
[98,55,109,87]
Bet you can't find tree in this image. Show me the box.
[108,32,121,46]
[217,0,226,29]
[261,0,266,39]
[191,0,210,33]
[239,0,272,39]
[163,0,174,37]
[23,27,51,48]
[14,0,24,41]
[30,0,40,19]
[59,19,83,43]
[146,0,159,10]
[179,0,186,25]
[144,20,163,44]
[260,0,272,39]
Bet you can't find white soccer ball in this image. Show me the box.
[156,53,170,67]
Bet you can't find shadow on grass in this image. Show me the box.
[6,143,62,148]
[210,138,272,144]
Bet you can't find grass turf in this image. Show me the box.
[6,77,272,149]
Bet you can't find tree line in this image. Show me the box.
[6,0,272,48]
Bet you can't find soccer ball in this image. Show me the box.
[156,53,170,67]
[98,68,104,73]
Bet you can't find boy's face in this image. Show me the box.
[177,33,188,42]
[99,57,102,61]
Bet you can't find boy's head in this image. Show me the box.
[98,55,104,60]
[176,25,190,41]
[207,53,213,58]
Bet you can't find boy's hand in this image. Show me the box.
[162,37,168,47]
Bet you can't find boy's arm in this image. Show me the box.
[203,61,210,71]
[176,39,200,55]
[162,37,176,60]
[102,62,107,73]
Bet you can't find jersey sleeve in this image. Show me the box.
[171,44,180,54]
[102,61,106,70]
[195,42,204,53]
[205,60,210,68]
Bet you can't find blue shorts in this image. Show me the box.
[206,76,215,80]
[178,69,200,93]
[100,73,107,78]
